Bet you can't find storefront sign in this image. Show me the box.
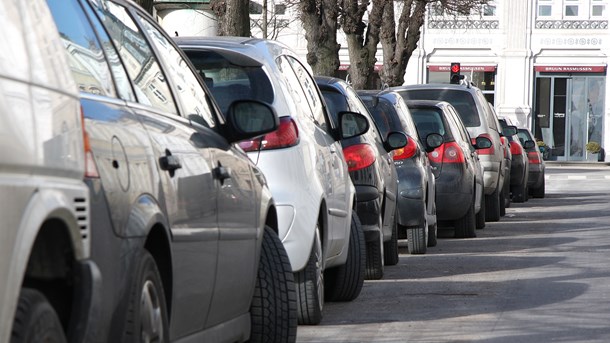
[535,65,607,73]
[428,65,497,72]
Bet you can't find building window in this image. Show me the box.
[539,5,553,16]
[483,4,496,16]
[591,4,606,16]
[565,5,579,16]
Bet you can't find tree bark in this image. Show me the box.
[299,0,341,77]
[211,0,251,37]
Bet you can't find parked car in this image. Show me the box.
[517,128,546,198]
[175,36,370,324]
[392,83,508,222]
[315,77,406,276]
[404,100,490,238]
[499,117,530,203]
[1,1,98,341]
[489,106,512,212]
[358,90,439,253]
[48,0,299,341]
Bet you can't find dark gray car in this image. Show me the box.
[358,91,439,253]
[405,100,490,238]
[48,0,297,341]
[392,83,508,223]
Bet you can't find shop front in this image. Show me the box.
[533,65,606,161]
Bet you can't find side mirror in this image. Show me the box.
[502,125,518,137]
[339,111,369,139]
[473,136,493,150]
[224,100,279,143]
[384,131,408,152]
[523,139,536,149]
[425,133,444,153]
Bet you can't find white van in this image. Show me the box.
[0,1,99,342]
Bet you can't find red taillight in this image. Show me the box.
[527,151,542,164]
[430,141,465,163]
[238,117,299,152]
[510,141,524,156]
[81,106,99,178]
[393,136,417,161]
[476,134,496,155]
[343,143,376,172]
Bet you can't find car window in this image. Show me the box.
[409,107,447,142]
[79,0,135,101]
[402,89,481,127]
[47,0,116,97]
[284,56,329,131]
[184,50,274,116]
[136,16,216,128]
[446,106,471,143]
[394,97,419,140]
[320,90,347,124]
[89,0,178,114]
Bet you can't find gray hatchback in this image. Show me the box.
[392,83,508,223]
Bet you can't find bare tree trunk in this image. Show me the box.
[211,0,251,37]
[262,0,268,38]
[299,0,341,77]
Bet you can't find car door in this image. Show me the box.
[134,11,261,329]
[89,1,219,336]
[283,56,352,255]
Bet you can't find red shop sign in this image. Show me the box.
[535,65,607,73]
[428,65,497,72]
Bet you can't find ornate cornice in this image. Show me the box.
[535,20,608,30]
[428,20,499,30]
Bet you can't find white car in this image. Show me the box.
[176,36,369,325]
[0,1,99,342]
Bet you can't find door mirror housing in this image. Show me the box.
[473,136,493,149]
[502,125,518,137]
[223,100,279,143]
[425,133,444,153]
[523,139,536,149]
[338,111,369,139]
[384,131,408,152]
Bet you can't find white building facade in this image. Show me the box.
[410,0,609,162]
[155,0,608,162]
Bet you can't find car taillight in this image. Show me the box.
[527,151,542,164]
[238,117,299,152]
[393,136,417,160]
[343,143,376,172]
[475,134,496,155]
[81,107,99,178]
[510,141,524,156]
[429,141,465,164]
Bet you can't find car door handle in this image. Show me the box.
[213,163,231,184]
[159,149,181,177]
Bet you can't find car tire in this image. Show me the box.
[427,221,438,247]
[512,181,527,203]
[383,213,399,265]
[476,190,486,230]
[364,216,384,280]
[123,249,169,343]
[499,186,507,216]
[250,226,297,342]
[295,224,324,325]
[454,197,476,238]
[11,288,66,343]
[485,187,501,222]
[531,178,545,198]
[407,225,427,254]
[324,212,365,302]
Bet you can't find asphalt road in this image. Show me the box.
[297,163,610,343]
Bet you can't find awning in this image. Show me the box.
[534,65,607,73]
[428,65,497,72]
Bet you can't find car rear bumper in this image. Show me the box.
[528,165,545,188]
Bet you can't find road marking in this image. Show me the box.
[567,175,587,180]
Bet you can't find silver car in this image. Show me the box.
[1,1,99,342]
[176,36,370,325]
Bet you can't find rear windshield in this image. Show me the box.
[184,50,274,115]
[361,98,402,138]
[409,107,447,142]
[401,89,481,127]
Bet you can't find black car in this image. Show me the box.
[358,90,440,253]
[517,128,546,198]
[316,76,406,279]
[499,117,531,203]
[406,100,491,238]
[48,0,297,341]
